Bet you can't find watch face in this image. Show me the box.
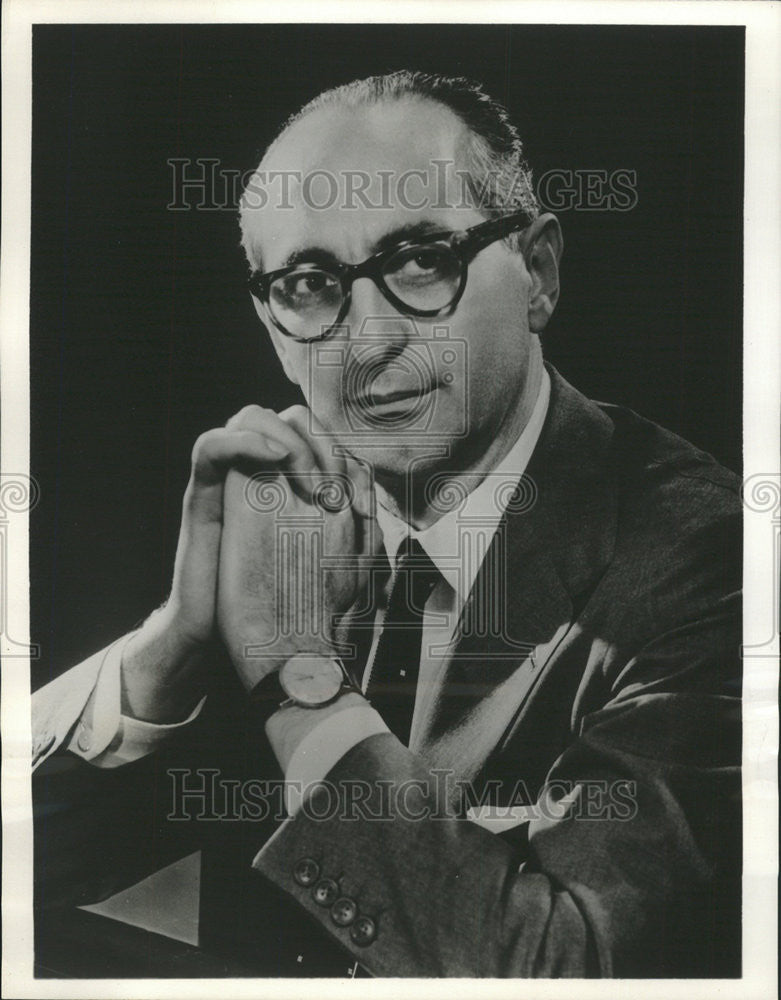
[279,654,344,706]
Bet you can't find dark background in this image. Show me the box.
[30,24,744,684]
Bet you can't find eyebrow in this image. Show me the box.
[280,219,452,270]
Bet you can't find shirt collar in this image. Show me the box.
[375,368,551,602]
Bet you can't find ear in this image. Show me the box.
[520,213,563,334]
[253,297,302,386]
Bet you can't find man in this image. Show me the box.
[32,71,741,977]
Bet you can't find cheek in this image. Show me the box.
[460,258,530,378]
[297,348,347,427]
[481,253,528,321]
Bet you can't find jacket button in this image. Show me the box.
[349,915,377,946]
[330,896,357,927]
[312,877,339,907]
[293,857,320,887]
[76,724,92,752]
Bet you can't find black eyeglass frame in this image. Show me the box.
[247,209,534,343]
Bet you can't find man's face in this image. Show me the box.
[242,98,539,481]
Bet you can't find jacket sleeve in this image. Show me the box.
[251,591,741,977]
[32,641,207,911]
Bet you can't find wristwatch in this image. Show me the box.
[277,652,360,708]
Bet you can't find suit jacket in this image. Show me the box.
[32,365,742,977]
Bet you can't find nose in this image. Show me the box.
[346,276,412,348]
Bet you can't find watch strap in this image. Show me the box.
[248,668,286,714]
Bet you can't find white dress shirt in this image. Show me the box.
[70,370,551,817]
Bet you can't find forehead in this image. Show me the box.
[244,98,485,269]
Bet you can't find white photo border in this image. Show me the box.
[2,2,778,998]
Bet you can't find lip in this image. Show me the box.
[353,384,437,408]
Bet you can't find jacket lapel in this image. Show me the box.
[415,365,619,787]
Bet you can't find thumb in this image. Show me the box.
[345,456,375,520]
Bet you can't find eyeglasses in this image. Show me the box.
[247,209,533,342]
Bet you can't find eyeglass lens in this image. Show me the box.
[267,243,462,340]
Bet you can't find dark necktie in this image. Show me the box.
[365,537,440,746]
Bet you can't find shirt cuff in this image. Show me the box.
[283,705,389,817]
[67,630,206,768]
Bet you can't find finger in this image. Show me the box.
[190,427,288,488]
[224,405,320,492]
[281,406,365,515]
[281,407,376,519]
[224,404,266,432]
[183,428,291,527]
[279,405,347,478]
[344,454,375,520]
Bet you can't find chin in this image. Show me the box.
[344,438,460,486]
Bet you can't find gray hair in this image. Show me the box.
[240,70,539,266]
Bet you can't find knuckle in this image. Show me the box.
[191,429,218,464]
[283,404,309,423]
[229,404,268,431]
[279,405,313,435]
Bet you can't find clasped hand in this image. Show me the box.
[120,404,376,722]
[216,404,376,690]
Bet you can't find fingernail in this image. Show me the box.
[265,438,289,457]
